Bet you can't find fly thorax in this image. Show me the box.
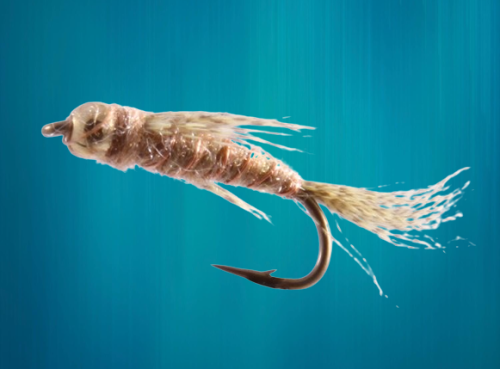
[65,102,146,171]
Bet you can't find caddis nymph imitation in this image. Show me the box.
[42,102,468,291]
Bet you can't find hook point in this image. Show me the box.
[212,264,282,288]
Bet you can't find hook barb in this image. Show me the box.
[212,193,332,290]
[212,264,283,287]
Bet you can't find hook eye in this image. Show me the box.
[41,120,71,138]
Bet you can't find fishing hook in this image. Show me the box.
[212,192,332,289]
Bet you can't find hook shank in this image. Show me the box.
[212,192,332,290]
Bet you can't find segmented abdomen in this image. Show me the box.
[138,126,301,197]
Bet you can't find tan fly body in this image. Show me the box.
[42,102,469,291]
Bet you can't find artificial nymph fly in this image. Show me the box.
[42,102,468,292]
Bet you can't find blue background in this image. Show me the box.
[1,0,499,368]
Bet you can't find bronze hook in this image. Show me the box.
[212,192,332,290]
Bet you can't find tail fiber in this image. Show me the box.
[302,168,469,249]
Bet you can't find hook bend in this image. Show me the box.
[212,192,332,290]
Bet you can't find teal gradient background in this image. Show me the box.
[1,0,499,368]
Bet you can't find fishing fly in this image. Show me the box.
[42,102,469,292]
